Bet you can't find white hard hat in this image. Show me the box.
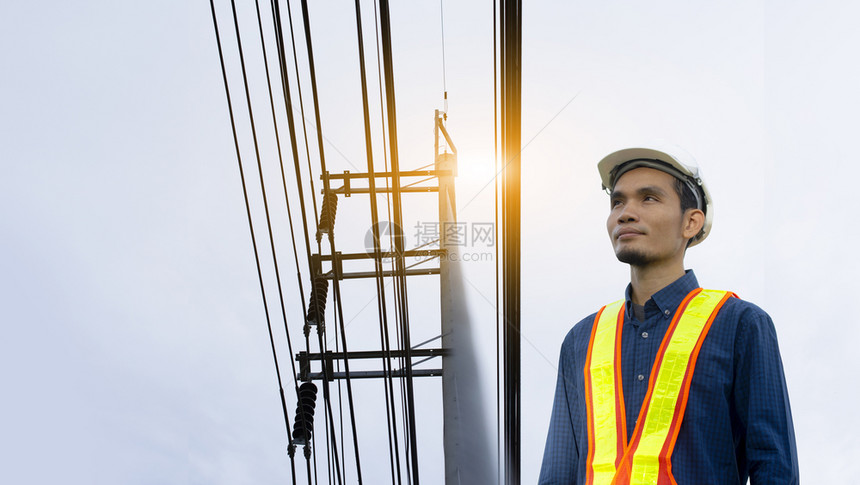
[597,145,713,247]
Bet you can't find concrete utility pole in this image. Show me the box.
[298,110,490,483]
[437,110,493,484]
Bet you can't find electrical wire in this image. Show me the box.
[499,1,523,482]
[369,0,413,481]
[208,1,298,482]
[352,0,403,483]
[370,0,412,481]
[492,0,502,481]
[378,1,421,482]
[213,0,467,482]
[282,0,320,229]
[331,274,347,483]
[273,0,327,476]
[249,0,319,481]
[298,1,364,482]
[270,0,345,482]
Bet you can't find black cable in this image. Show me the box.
[371,0,410,481]
[268,1,314,281]
[371,5,412,478]
[323,98,364,485]
[224,5,325,482]
[331,275,347,483]
[266,5,346,480]
[353,0,402,483]
[500,1,523,483]
[283,0,320,229]
[378,1,421,483]
[208,1,298,482]
[297,0,328,178]
[269,1,315,421]
[492,0,501,481]
[269,1,344,483]
[248,4,319,482]
[299,2,364,482]
[227,0,307,435]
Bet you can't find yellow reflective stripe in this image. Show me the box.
[587,299,625,485]
[628,289,729,485]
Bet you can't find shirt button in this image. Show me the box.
[637,374,645,381]
[641,332,648,339]
[663,309,671,317]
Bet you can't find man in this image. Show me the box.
[538,146,798,484]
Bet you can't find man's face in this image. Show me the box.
[606,167,690,267]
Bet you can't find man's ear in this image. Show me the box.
[682,209,705,240]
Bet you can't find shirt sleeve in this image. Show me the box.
[539,337,579,484]
[733,305,799,484]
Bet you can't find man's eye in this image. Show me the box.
[611,199,622,207]
[644,195,657,202]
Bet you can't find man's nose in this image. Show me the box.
[617,204,638,223]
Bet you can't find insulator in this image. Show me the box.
[316,192,338,242]
[304,276,329,336]
[292,382,318,446]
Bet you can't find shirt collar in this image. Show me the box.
[624,269,700,320]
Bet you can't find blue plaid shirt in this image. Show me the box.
[539,271,798,484]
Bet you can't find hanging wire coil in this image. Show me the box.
[316,192,338,243]
[305,276,329,336]
[292,381,318,446]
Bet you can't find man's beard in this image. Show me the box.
[615,247,653,266]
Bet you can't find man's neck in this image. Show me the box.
[629,261,686,306]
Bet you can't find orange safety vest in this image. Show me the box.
[583,288,736,485]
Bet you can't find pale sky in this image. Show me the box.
[2,1,858,483]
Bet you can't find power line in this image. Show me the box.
[378,1,421,482]
[208,1,298,481]
[211,0,466,482]
[499,0,523,483]
[370,0,411,481]
[268,1,348,482]
[281,0,320,230]
[492,0,502,481]
[298,1,364,482]
[249,0,319,480]
[352,0,402,482]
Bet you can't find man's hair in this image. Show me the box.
[673,178,702,247]
[673,178,699,214]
